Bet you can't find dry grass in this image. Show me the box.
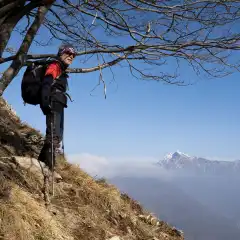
[52,161,183,239]
[0,183,72,240]
[0,97,43,158]
[0,157,184,240]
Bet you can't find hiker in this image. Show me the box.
[37,44,76,170]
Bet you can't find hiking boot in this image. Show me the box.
[38,143,55,170]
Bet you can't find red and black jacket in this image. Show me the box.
[40,59,69,112]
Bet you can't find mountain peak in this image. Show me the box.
[159,151,240,175]
[164,151,192,161]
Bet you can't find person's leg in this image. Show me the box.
[38,112,52,167]
[38,109,62,169]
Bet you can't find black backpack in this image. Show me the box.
[21,58,57,105]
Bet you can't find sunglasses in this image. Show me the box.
[65,51,76,57]
[62,48,77,57]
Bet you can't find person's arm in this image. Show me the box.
[41,63,61,114]
[41,75,54,113]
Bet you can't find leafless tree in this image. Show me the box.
[0,0,240,96]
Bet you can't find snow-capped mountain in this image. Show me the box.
[158,151,240,175]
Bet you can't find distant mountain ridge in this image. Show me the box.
[157,151,240,175]
[110,151,240,240]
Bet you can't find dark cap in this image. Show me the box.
[58,44,77,57]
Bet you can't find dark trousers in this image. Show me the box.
[38,102,64,169]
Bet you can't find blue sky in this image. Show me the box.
[1,16,240,166]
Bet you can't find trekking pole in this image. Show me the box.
[50,116,55,197]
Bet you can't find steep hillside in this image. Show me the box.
[0,97,184,240]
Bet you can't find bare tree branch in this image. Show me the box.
[66,53,133,73]
[0,0,240,95]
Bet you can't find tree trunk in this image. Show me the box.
[0,60,23,95]
[0,1,19,19]
[0,1,26,56]
[0,0,42,58]
[0,5,52,96]
[0,20,19,58]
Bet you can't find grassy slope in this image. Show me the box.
[0,97,184,240]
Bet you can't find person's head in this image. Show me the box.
[57,44,77,66]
